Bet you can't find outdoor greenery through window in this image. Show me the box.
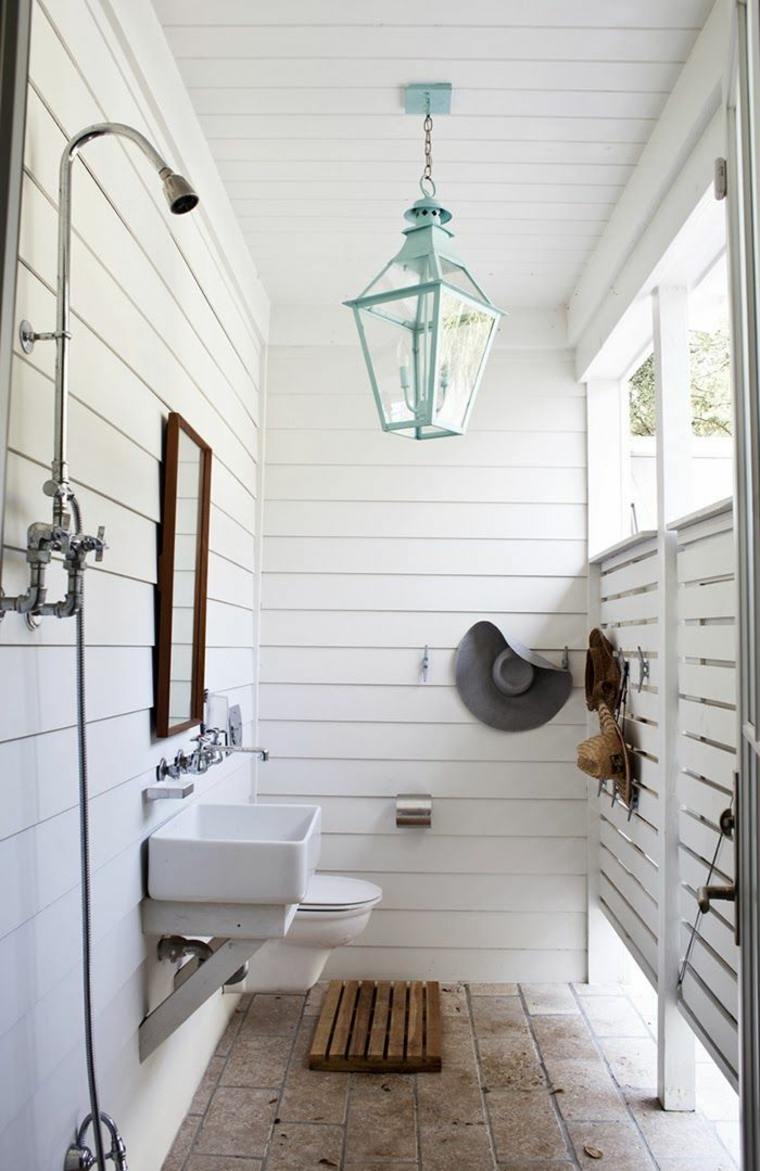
[629,258,733,439]
[628,330,732,437]
[625,258,734,529]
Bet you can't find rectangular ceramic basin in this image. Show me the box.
[148,802,321,904]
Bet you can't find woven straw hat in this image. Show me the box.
[577,703,632,801]
[585,628,622,713]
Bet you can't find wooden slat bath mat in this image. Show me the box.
[308,979,442,1072]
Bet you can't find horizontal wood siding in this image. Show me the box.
[0,3,264,1168]
[259,313,588,981]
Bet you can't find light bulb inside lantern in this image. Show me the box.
[438,361,450,409]
[397,334,414,413]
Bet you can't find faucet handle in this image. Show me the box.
[95,525,106,562]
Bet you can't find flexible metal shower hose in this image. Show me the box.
[71,494,107,1171]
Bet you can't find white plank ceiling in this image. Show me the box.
[155,0,714,310]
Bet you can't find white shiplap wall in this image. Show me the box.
[259,305,588,982]
[0,2,265,1168]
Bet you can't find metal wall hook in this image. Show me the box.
[420,645,430,683]
[636,646,650,693]
[630,501,639,534]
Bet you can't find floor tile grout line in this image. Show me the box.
[579,982,739,1167]
[612,983,741,1170]
[463,982,501,1171]
[570,982,665,1170]
[176,991,251,1170]
[260,992,313,1171]
[517,984,583,1170]
[410,1032,422,1171]
[341,1060,354,1171]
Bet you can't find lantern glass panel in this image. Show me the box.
[357,286,437,430]
[433,289,497,432]
[440,257,486,301]
[371,256,437,298]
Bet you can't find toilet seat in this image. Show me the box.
[299,874,382,912]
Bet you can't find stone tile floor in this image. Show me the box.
[163,981,739,1171]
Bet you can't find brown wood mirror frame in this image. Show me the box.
[155,412,212,738]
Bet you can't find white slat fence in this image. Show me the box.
[592,531,660,983]
[673,500,738,1085]
[590,499,738,1088]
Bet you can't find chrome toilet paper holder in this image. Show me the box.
[396,793,432,828]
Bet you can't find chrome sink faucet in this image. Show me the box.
[148,728,269,798]
[195,725,270,763]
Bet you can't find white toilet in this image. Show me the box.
[240,874,383,994]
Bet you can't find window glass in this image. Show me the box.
[627,351,657,533]
[688,255,733,508]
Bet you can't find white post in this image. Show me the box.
[653,285,696,1111]
[586,559,627,984]
[586,379,632,556]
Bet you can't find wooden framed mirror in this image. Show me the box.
[155,412,212,737]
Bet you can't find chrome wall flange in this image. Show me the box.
[18,318,71,354]
[64,1141,95,1170]
[18,318,36,354]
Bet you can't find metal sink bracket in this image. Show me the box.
[138,899,297,1061]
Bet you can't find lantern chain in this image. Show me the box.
[421,113,435,196]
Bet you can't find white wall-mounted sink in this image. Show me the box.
[148,803,321,904]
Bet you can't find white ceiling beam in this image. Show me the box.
[155,0,712,31]
[567,0,731,358]
[163,26,698,65]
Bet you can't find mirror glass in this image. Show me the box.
[156,413,212,737]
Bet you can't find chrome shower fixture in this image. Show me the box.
[64,1111,128,1171]
[0,121,198,1171]
[1,122,198,627]
[161,166,199,215]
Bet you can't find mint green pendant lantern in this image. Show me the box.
[344,84,505,440]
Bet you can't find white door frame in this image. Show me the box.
[727,1,760,1165]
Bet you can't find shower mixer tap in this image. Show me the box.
[0,516,107,625]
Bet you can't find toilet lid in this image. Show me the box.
[300,874,382,910]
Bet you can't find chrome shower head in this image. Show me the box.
[160,168,199,215]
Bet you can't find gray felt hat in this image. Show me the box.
[455,621,572,732]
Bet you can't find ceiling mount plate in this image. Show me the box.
[404,83,452,116]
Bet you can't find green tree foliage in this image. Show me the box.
[628,329,733,437]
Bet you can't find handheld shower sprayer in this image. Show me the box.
[1,124,198,1171]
